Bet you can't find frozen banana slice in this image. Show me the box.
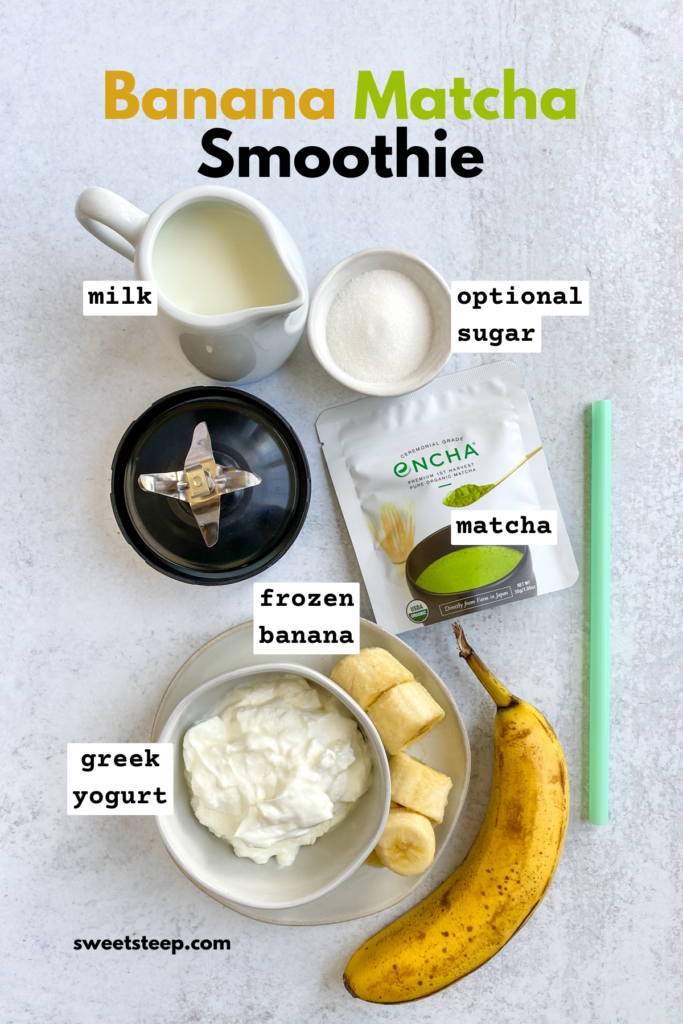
[365,849,384,868]
[389,751,453,824]
[330,647,414,710]
[368,681,445,755]
[375,808,436,876]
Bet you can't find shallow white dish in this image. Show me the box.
[156,663,390,911]
[151,619,471,926]
[307,247,452,397]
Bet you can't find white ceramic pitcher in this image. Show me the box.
[75,185,308,383]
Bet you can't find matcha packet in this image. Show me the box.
[317,361,578,634]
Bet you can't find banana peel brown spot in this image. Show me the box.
[343,974,358,997]
[533,711,557,740]
[500,798,529,838]
[558,762,567,793]
[510,726,532,741]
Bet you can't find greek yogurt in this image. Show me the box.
[183,674,372,866]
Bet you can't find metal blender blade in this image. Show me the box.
[137,421,261,548]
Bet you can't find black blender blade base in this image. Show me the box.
[111,387,311,584]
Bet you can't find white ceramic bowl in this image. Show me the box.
[307,247,452,397]
[156,663,390,911]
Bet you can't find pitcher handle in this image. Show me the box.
[75,187,149,262]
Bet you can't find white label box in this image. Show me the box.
[83,281,158,315]
[450,509,558,545]
[253,583,360,654]
[67,743,173,815]
[451,280,588,352]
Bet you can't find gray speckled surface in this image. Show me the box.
[1,1,682,1021]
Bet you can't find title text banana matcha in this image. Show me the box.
[105,69,576,179]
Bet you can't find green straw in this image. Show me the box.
[589,400,611,824]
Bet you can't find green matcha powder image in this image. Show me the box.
[415,546,523,594]
[442,482,496,507]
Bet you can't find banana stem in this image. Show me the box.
[452,622,518,708]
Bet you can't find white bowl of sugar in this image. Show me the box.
[307,247,452,397]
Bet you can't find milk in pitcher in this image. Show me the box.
[152,202,294,316]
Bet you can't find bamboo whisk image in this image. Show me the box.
[366,502,416,576]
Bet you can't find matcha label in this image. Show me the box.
[449,509,558,545]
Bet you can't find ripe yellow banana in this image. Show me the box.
[344,621,569,1003]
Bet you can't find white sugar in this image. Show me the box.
[326,269,433,384]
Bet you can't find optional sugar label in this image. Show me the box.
[451,280,589,353]
[253,583,360,654]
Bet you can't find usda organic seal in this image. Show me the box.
[406,599,429,623]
